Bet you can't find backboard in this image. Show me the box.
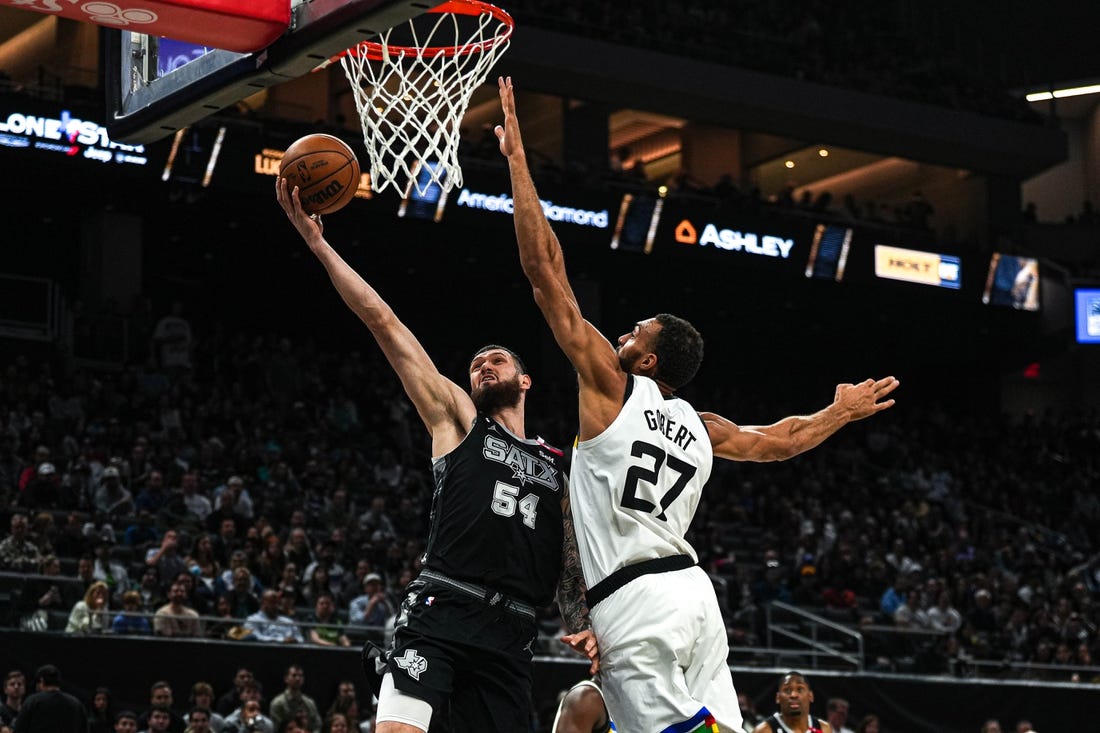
[104,0,428,144]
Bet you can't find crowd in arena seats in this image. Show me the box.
[506,0,1042,124]
[1,292,1098,726]
[690,396,1100,682]
[0,662,374,733]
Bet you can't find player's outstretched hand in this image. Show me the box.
[495,76,525,160]
[835,376,899,421]
[561,629,600,675]
[275,177,323,243]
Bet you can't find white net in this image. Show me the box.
[339,2,512,195]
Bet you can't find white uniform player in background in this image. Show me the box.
[496,76,900,733]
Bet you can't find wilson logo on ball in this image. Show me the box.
[305,181,346,206]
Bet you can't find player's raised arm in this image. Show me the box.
[495,77,625,434]
[276,177,473,453]
[702,376,899,462]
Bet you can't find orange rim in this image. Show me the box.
[351,0,513,61]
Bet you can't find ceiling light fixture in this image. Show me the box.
[1026,83,1100,102]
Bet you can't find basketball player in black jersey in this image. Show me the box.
[754,672,831,733]
[276,179,597,733]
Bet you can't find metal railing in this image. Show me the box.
[765,600,865,671]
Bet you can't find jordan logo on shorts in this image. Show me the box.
[394,649,428,680]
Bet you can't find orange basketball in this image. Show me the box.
[279,133,361,215]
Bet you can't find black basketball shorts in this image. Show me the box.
[384,577,539,732]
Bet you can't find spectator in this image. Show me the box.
[137,684,184,733]
[301,564,335,608]
[146,530,187,585]
[179,473,213,525]
[269,665,321,733]
[306,593,350,648]
[182,707,212,733]
[211,476,253,525]
[320,713,349,733]
[14,665,87,733]
[244,590,303,643]
[283,529,313,572]
[209,519,240,567]
[0,671,25,728]
[88,688,113,733]
[213,672,253,718]
[16,446,51,493]
[927,590,963,634]
[135,471,170,517]
[94,467,135,518]
[111,590,152,635]
[855,714,881,733]
[0,514,41,572]
[140,705,173,733]
[880,573,912,620]
[827,698,855,733]
[19,463,62,510]
[91,542,132,604]
[17,555,68,629]
[223,700,272,733]
[114,710,140,733]
[737,691,762,733]
[124,512,161,551]
[64,581,110,635]
[153,581,203,637]
[183,683,224,733]
[346,574,393,631]
[356,498,395,540]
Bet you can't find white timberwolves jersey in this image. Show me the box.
[571,374,713,587]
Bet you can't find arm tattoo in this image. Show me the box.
[556,481,591,633]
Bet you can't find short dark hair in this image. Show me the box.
[4,670,24,683]
[652,314,703,389]
[33,665,61,687]
[469,345,526,375]
[114,710,139,724]
[781,670,808,687]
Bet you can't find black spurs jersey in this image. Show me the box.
[764,713,826,733]
[422,414,568,607]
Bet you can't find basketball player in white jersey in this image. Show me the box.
[495,76,899,733]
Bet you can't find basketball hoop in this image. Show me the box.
[333,0,513,195]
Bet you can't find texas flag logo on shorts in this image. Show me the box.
[662,708,719,733]
[394,649,428,681]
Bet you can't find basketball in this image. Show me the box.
[279,133,361,215]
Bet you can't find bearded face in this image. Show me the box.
[472,373,523,413]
